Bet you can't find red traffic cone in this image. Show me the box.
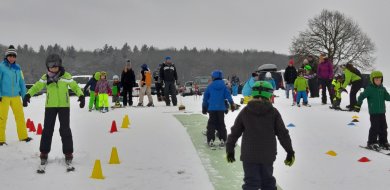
[26,118,31,128]
[29,121,36,132]
[36,123,43,135]
[110,121,118,133]
[358,157,371,162]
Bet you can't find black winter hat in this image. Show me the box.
[45,54,62,68]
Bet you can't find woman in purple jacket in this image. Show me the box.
[317,55,335,105]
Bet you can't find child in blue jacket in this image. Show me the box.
[202,70,236,148]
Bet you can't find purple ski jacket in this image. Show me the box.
[317,59,334,80]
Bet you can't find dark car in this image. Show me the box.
[256,64,284,90]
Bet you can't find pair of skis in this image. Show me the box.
[37,160,75,174]
[359,145,390,156]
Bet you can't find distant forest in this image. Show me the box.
[0,43,289,84]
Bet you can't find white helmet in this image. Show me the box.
[113,75,119,80]
[265,72,272,78]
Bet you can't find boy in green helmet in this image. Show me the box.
[354,71,390,150]
[226,81,295,190]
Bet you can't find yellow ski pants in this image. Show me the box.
[0,97,28,142]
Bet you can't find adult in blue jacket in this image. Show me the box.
[202,70,236,148]
[0,45,32,145]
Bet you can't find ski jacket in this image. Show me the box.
[294,76,308,91]
[112,81,121,96]
[202,79,234,111]
[332,79,343,99]
[357,83,390,114]
[242,76,256,96]
[226,99,294,164]
[141,68,152,87]
[159,63,178,82]
[0,59,26,98]
[27,72,83,107]
[121,69,136,88]
[317,59,334,80]
[342,68,361,89]
[84,72,100,92]
[95,79,111,94]
[284,66,297,84]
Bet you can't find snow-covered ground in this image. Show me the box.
[1,87,390,190]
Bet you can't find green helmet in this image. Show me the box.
[304,65,312,71]
[252,81,274,99]
[370,71,383,84]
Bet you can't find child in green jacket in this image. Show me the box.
[354,71,390,150]
[330,73,346,110]
[294,69,310,107]
[23,54,85,168]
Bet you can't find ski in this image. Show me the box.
[359,145,390,156]
[37,160,47,174]
[329,106,352,112]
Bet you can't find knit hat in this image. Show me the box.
[45,54,62,69]
[288,59,294,65]
[113,75,119,80]
[5,45,17,57]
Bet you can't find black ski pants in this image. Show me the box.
[242,162,276,190]
[318,78,334,104]
[40,108,73,155]
[163,81,177,106]
[368,114,388,145]
[122,85,133,106]
[155,82,163,99]
[349,80,362,107]
[207,111,227,143]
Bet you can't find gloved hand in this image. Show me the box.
[354,105,361,113]
[230,103,237,112]
[78,95,85,108]
[202,106,208,115]
[224,100,229,114]
[284,151,295,167]
[23,94,31,107]
[226,151,235,163]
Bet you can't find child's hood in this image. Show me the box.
[208,80,226,91]
[245,99,274,116]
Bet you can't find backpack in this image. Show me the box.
[144,70,152,87]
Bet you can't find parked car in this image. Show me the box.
[194,76,211,94]
[256,63,284,90]
[70,75,93,96]
[181,81,194,96]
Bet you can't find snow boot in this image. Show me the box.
[208,140,216,150]
[40,153,48,163]
[146,102,154,107]
[367,143,380,151]
[21,137,33,142]
[0,142,7,146]
[380,143,390,150]
[219,139,225,148]
[303,103,311,107]
[137,103,143,107]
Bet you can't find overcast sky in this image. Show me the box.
[1,0,389,74]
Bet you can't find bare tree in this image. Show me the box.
[290,9,375,71]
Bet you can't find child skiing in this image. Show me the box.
[241,72,258,104]
[95,71,111,113]
[138,64,154,107]
[23,54,85,172]
[111,75,122,108]
[226,81,295,190]
[330,74,346,110]
[354,71,390,150]
[202,70,237,149]
[294,69,310,107]
[84,72,100,111]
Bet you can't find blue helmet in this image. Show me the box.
[165,56,171,61]
[141,63,148,69]
[211,70,223,80]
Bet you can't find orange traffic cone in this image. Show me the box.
[36,123,43,135]
[110,120,118,133]
[29,121,36,132]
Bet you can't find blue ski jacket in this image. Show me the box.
[203,79,233,111]
[0,59,26,98]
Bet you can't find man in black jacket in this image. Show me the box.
[226,81,295,190]
[284,59,298,105]
[121,60,136,106]
[159,56,178,106]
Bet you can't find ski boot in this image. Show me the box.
[219,139,225,148]
[208,140,216,150]
[65,153,75,172]
[367,143,380,151]
[0,142,7,146]
[21,137,33,142]
[297,103,301,107]
[303,103,311,107]
[37,153,48,174]
[291,102,296,106]
[380,143,390,150]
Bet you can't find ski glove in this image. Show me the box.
[353,105,361,113]
[224,100,229,114]
[226,151,235,163]
[78,95,85,108]
[230,103,237,112]
[23,94,31,107]
[284,151,295,167]
[339,88,348,94]
[202,106,208,115]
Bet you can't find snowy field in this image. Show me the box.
[1,87,390,190]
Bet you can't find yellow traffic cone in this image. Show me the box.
[326,150,337,156]
[125,115,131,126]
[90,160,105,179]
[109,147,121,164]
[121,117,128,129]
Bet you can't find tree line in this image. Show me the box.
[0,43,289,84]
